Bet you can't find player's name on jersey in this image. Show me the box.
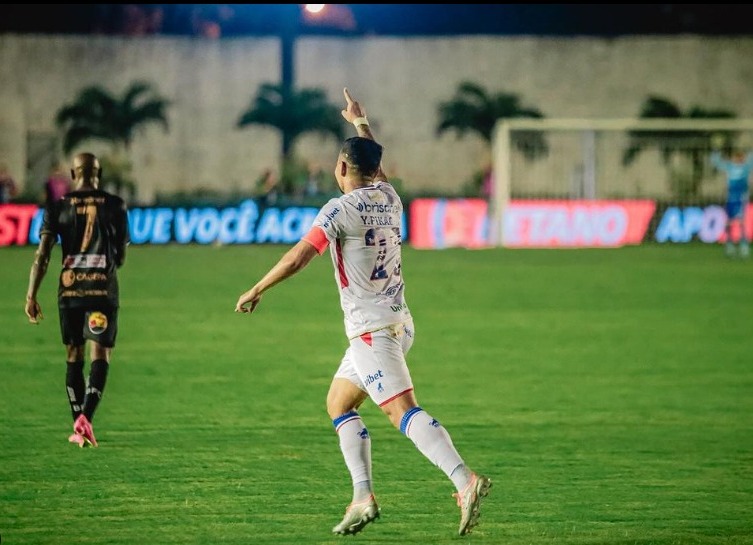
[360,215,395,226]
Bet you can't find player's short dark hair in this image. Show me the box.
[341,137,383,177]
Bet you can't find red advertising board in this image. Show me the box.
[503,200,656,248]
[409,199,656,249]
[0,204,39,246]
[409,198,491,249]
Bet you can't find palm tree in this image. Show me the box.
[237,83,345,197]
[436,81,547,197]
[55,81,170,199]
[622,95,736,198]
[56,80,170,155]
[436,81,547,160]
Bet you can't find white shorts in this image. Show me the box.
[334,320,415,406]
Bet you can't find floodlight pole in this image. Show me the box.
[280,5,298,160]
[281,23,294,95]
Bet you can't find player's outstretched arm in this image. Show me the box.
[235,239,319,314]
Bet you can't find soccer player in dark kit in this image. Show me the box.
[25,152,130,447]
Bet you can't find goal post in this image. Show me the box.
[490,118,753,246]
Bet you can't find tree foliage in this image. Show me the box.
[54,80,170,200]
[237,82,345,162]
[436,81,547,160]
[55,81,170,155]
[623,95,737,198]
[237,83,346,197]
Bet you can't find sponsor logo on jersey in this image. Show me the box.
[70,196,106,206]
[61,270,108,287]
[356,202,399,214]
[382,283,403,297]
[364,369,384,386]
[63,254,107,268]
[321,206,341,228]
[87,311,108,334]
[61,269,75,287]
[61,289,109,298]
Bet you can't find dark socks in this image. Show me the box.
[65,360,85,422]
[83,359,109,422]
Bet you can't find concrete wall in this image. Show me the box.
[2,34,753,202]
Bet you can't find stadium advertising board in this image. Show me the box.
[409,198,490,249]
[3,201,750,248]
[503,200,656,248]
[0,204,38,246]
[126,201,317,245]
[409,198,656,248]
[0,200,408,246]
[655,204,753,243]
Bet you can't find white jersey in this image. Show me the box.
[304,181,411,339]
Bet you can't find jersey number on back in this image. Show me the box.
[365,227,401,280]
[78,204,97,252]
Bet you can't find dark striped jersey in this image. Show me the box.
[40,189,129,308]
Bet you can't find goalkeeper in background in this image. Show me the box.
[710,137,753,258]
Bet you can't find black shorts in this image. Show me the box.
[59,306,119,348]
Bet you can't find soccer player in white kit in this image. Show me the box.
[235,88,491,537]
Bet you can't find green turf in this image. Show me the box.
[1,243,751,545]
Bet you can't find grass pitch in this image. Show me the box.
[1,243,751,545]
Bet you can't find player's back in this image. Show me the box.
[323,180,410,338]
[42,188,129,308]
[52,189,126,269]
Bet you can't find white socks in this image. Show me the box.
[400,407,469,491]
[333,407,473,498]
[333,411,373,502]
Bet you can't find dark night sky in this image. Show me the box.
[1,4,752,37]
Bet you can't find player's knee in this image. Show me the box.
[326,394,360,419]
[90,343,112,362]
[380,405,409,429]
[385,411,403,429]
[66,345,85,361]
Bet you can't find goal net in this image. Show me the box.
[489,118,753,247]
